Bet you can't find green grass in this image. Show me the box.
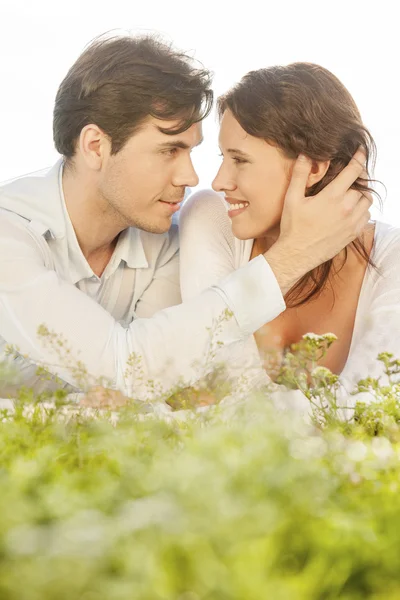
[0,384,399,599]
[0,336,400,599]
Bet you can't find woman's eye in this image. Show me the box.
[218,152,247,164]
[165,148,178,157]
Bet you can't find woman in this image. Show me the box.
[179,63,400,398]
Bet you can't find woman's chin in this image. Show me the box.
[231,224,253,240]
[232,217,281,244]
[231,221,263,241]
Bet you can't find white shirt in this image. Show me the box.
[179,190,400,401]
[0,163,286,399]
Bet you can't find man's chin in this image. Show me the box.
[140,218,173,235]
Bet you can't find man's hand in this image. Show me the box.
[79,386,130,409]
[264,148,372,295]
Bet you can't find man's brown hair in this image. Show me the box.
[53,33,213,159]
[218,63,380,307]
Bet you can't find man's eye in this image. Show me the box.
[165,148,178,157]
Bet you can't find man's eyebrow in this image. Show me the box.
[157,138,204,150]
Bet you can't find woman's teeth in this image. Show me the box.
[229,202,249,210]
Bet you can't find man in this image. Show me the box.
[0,34,371,401]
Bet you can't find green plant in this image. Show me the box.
[0,327,400,598]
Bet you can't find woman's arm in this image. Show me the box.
[179,190,270,396]
[179,190,238,299]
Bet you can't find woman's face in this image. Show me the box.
[212,109,295,241]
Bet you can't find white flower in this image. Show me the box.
[302,333,324,341]
[323,332,338,342]
[346,441,368,462]
[311,366,332,378]
[302,332,338,343]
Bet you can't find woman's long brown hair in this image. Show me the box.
[218,63,381,307]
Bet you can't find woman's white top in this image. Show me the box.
[179,190,400,406]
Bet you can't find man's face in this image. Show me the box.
[99,117,202,234]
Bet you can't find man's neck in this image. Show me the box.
[62,162,126,262]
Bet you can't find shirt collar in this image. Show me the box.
[113,226,149,270]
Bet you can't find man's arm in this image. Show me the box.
[0,149,371,400]
[0,216,285,400]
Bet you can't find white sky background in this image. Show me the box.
[0,0,399,225]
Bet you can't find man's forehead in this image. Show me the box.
[151,119,203,145]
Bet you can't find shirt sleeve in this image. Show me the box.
[0,211,285,401]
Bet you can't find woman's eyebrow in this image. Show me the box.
[226,148,252,159]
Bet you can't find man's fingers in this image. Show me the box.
[350,194,372,236]
[344,189,373,212]
[354,211,371,237]
[360,190,373,206]
[285,154,312,204]
[79,387,128,408]
[353,194,372,219]
[325,148,366,197]
[79,396,101,407]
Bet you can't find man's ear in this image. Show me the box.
[78,124,111,170]
[306,159,330,188]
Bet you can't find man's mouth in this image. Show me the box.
[158,199,182,213]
